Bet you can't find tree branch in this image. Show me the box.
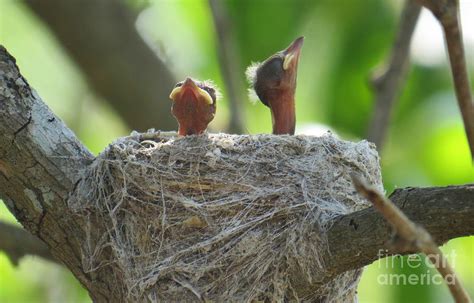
[367,0,421,150]
[0,220,58,265]
[324,184,474,281]
[25,0,177,131]
[0,45,116,302]
[351,175,471,303]
[209,0,246,134]
[416,0,474,159]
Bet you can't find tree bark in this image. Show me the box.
[0,45,117,302]
[25,0,177,132]
[325,184,474,280]
[1,45,473,301]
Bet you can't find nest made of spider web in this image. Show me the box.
[69,131,382,302]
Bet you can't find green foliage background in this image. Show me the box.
[0,0,473,302]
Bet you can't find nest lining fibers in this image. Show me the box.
[69,132,382,302]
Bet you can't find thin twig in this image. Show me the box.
[417,0,474,160]
[368,0,421,150]
[351,174,472,303]
[208,0,246,134]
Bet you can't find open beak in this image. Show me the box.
[169,77,213,105]
[283,36,304,71]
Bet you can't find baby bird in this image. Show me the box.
[169,77,218,136]
[247,37,304,135]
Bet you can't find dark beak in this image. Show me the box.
[283,36,304,71]
[181,77,199,91]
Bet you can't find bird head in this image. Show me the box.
[247,37,304,134]
[169,77,218,136]
[248,36,304,106]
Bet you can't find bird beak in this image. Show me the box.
[283,36,304,71]
[169,77,213,105]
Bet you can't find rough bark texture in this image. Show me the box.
[1,46,473,301]
[0,45,115,302]
[318,185,474,285]
[25,0,177,132]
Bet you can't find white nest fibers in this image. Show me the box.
[68,132,383,302]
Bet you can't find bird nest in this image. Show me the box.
[68,131,382,302]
